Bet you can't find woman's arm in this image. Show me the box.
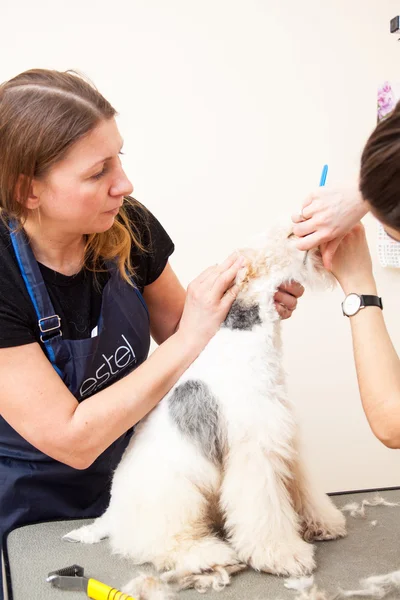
[331,224,400,448]
[143,262,186,344]
[348,294,400,448]
[0,254,244,469]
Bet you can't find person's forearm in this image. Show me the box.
[66,330,202,468]
[342,277,400,448]
[354,190,370,220]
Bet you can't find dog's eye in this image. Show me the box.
[287,233,295,239]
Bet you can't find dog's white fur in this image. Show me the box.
[65,221,346,592]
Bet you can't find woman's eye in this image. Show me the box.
[92,166,108,180]
[91,152,124,180]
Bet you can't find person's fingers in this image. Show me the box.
[218,252,240,272]
[212,257,245,296]
[275,302,293,320]
[295,230,327,251]
[221,283,240,310]
[292,218,318,238]
[203,253,241,287]
[291,212,306,224]
[197,253,241,286]
[320,237,344,271]
[278,281,305,299]
[274,291,297,312]
[196,264,219,284]
[302,193,315,209]
[300,203,314,220]
[292,193,315,223]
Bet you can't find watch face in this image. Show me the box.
[343,293,361,316]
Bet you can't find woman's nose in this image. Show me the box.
[110,166,134,197]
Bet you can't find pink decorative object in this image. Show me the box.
[377,81,396,122]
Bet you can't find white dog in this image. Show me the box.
[65,222,346,593]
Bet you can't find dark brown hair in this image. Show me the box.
[360,101,400,229]
[0,68,147,282]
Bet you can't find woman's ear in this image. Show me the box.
[15,174,41,209]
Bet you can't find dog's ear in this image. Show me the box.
[234,248,267,289]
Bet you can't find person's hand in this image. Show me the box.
[291,187,368,269]
[274,281,304,319]
[178,253,245,350]
[328,223,376,294]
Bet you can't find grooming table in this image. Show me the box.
[3,489,400,600]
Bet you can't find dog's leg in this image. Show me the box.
[221,443,315,577]
[160,535,246,593]
[63,510,111,543]
[289,458,346,542]
[142,473,245,593]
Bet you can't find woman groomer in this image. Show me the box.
[292,103,400,450]
[0,68,302,596]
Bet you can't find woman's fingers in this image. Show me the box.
[212,256,246,297]
[292,218,319,239]
[275,303,293,319]
[197,253,239,285]
[274,290,298,312]
[295,230,327,251]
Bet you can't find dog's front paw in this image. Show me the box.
[302,508,347,542]
[247,539,315,577]
[123,574,173,600]
[63,523,107,544]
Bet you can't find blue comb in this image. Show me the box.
[319,164,328,187]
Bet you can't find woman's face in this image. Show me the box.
[383,223,400,242]
[366,202,400,242]
[32,118,133,235]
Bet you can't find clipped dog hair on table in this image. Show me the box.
[337,569,400,599]
[341,495,400,519]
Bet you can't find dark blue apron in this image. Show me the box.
[0,225,150,598]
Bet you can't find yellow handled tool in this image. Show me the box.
[46,564,136,599]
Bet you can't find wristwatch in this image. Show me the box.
[341,293,383,317]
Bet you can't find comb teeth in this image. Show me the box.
[48,564,84,578]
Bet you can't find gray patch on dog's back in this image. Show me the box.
[222,300,262,331]
[169,380,223,463]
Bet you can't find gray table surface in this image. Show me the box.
[4,489,400,600]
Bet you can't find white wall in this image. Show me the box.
[2,0,400,492]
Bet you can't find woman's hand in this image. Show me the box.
[291,187,368,269]
[178,254,245,349]
[328,223,376,294]
[274,281,304,319]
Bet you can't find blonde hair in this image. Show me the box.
[0,68,147,283]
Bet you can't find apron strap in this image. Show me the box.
[9,222,63,374]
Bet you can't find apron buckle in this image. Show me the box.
[38,315,62,342]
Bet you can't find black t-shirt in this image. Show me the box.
[0,200,174,349]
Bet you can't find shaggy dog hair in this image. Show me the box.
[65,221,346,593]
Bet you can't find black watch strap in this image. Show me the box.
[360,295,383,310]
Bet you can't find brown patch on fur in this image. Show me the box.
[165,484,223,556]
[235,248,271,294]
[191,481,225,537]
